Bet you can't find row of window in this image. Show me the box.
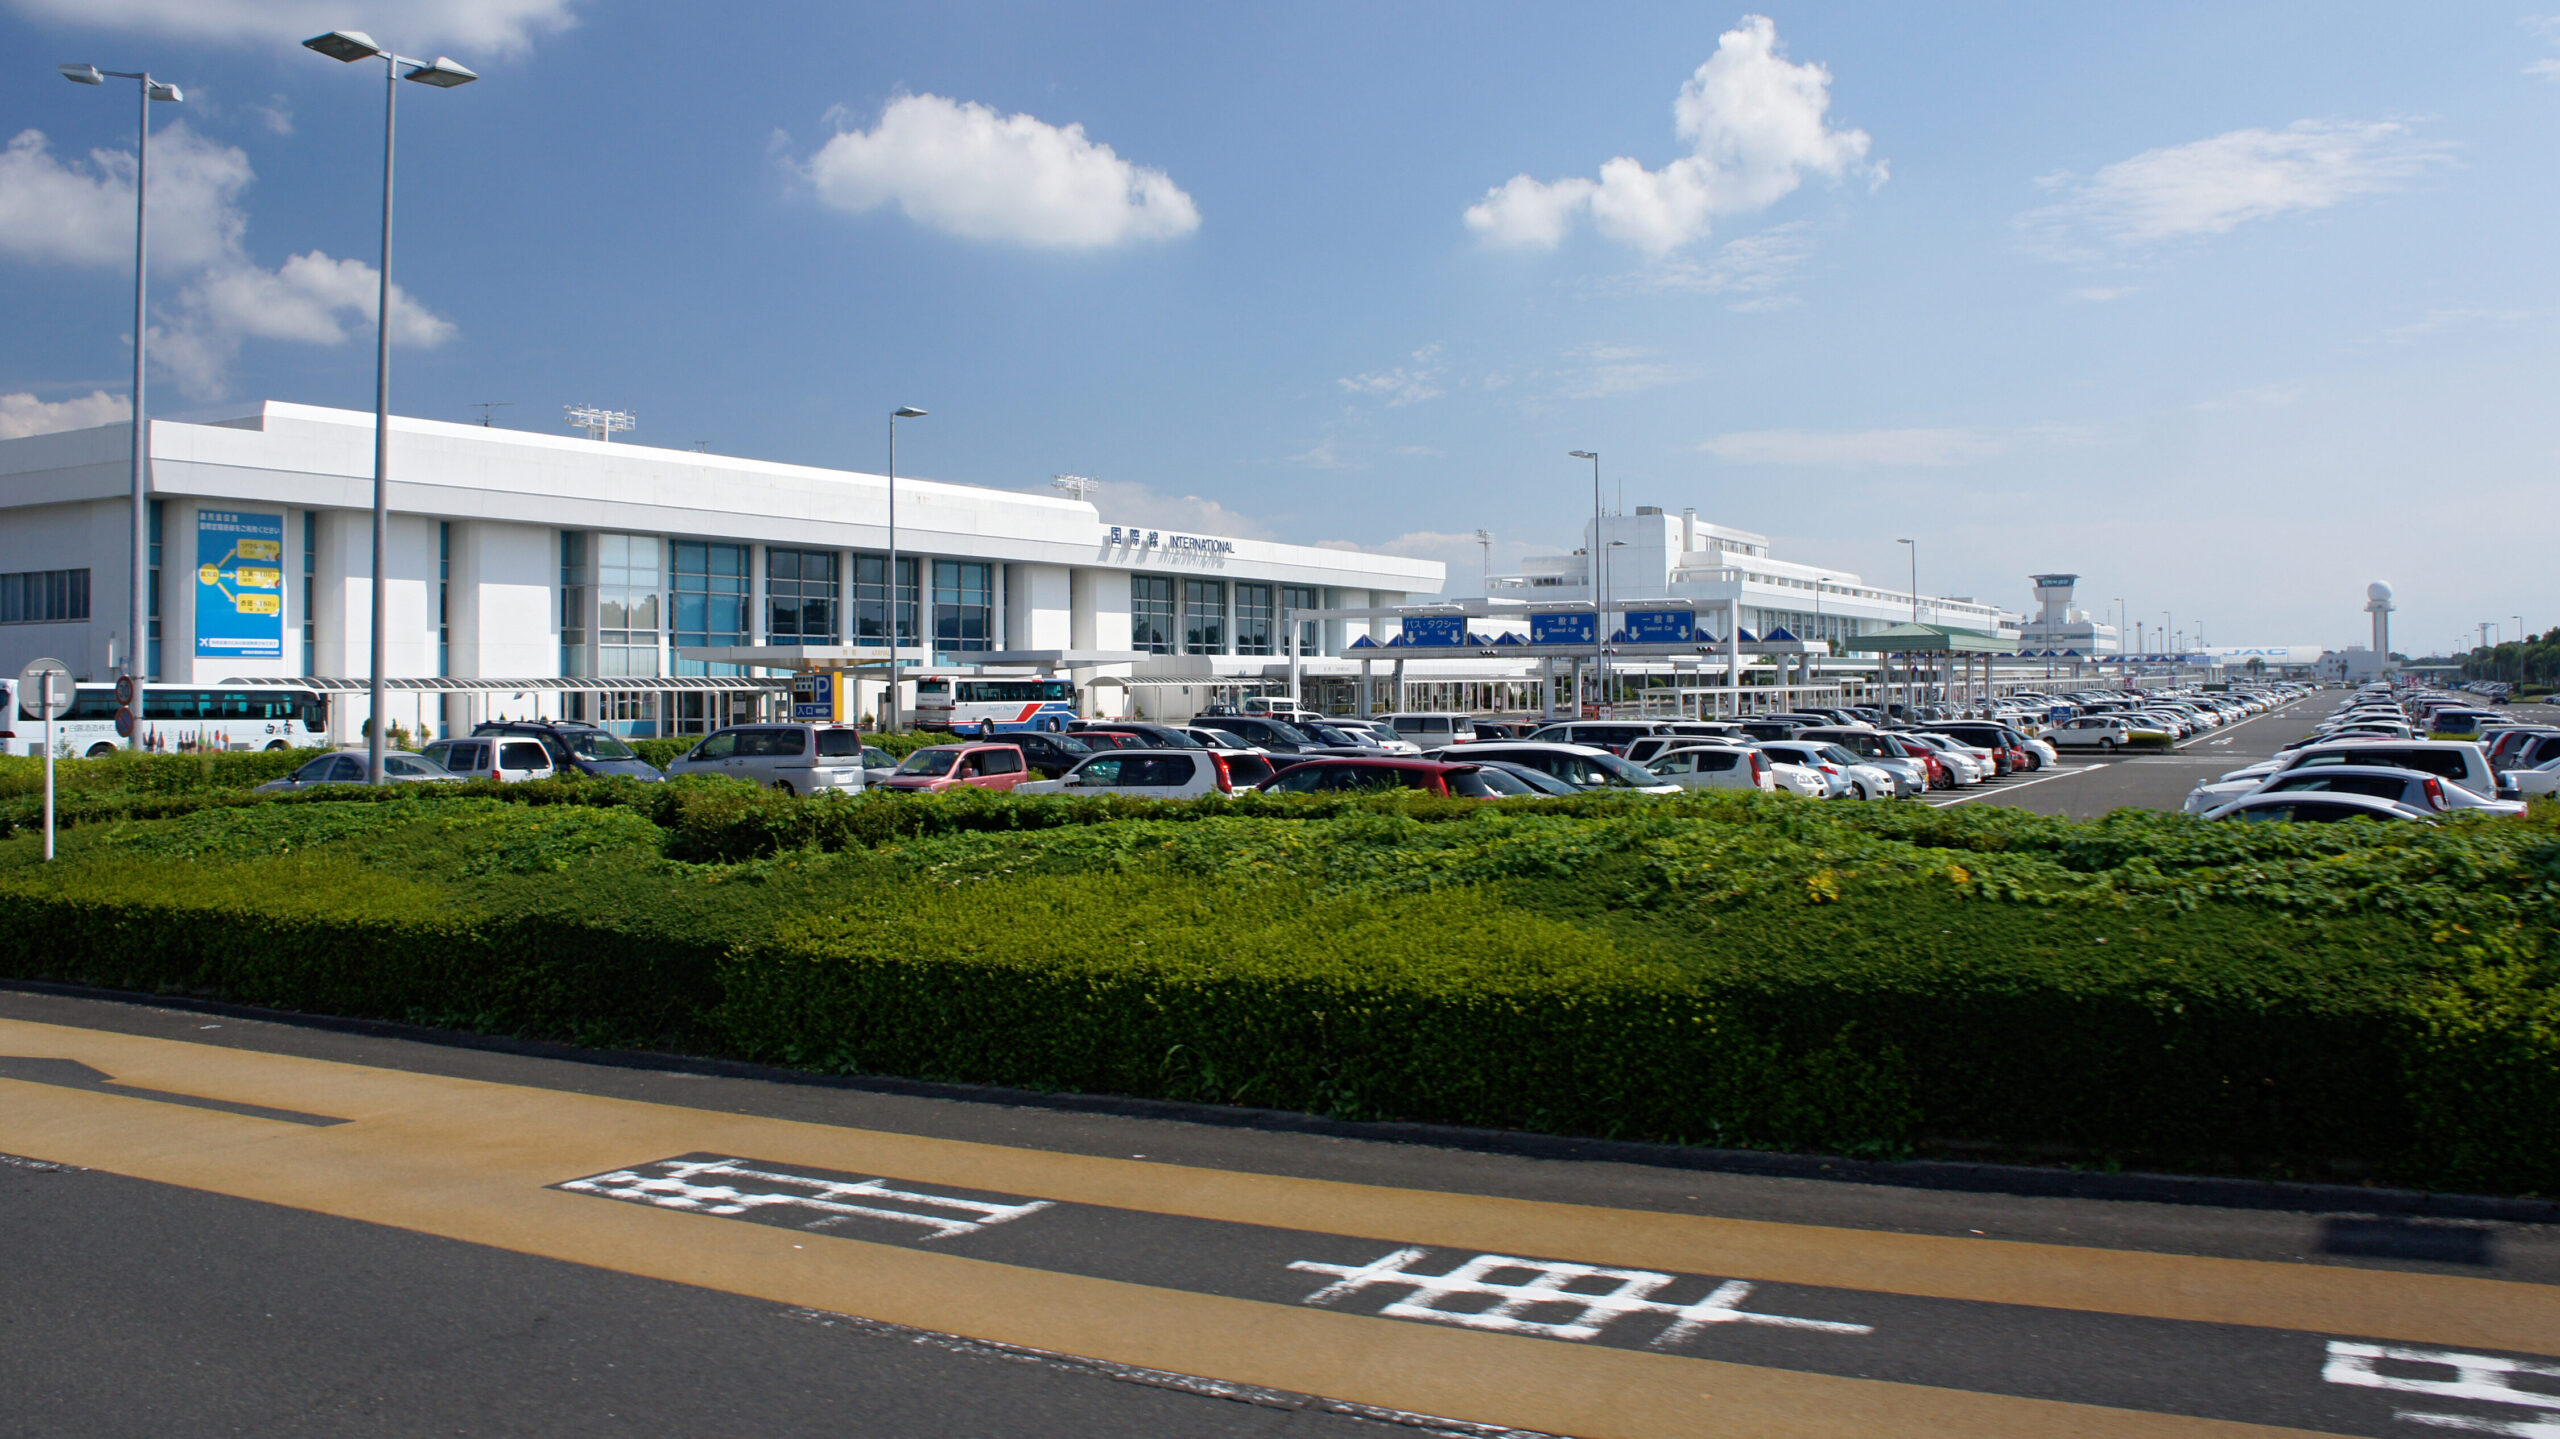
[0,568,89,625]
[1130,578,1321,656]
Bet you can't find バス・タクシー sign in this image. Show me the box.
[1400,614,1466,647]
[194,509,285,659]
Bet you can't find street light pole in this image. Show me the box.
[303,31,476,782]
[885,406,927,730]
[58,63,181,742]
[1569,451,1602,713]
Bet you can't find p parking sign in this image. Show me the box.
[790,672,838,722]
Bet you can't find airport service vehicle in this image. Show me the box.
[662,723,871,794]
[0,680,331,758]
[255,749,460,791]
[1643,744,1775,793]
[1379,712,1479,751]
[913,676,1076,735]
[1017,748,1238,799]
[422,736,556,783]
[2205,792,2436,824]
[470,721,665,781]
[1447,741,1682,795]
[1254,757,1530,799]
[874,742,1033,794]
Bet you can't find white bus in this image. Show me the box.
[0,681,332,758]
[910,676,1077,736]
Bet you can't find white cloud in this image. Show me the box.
[1317,529,1530,593]
[2531,58,2560,80]
[0,125,250,271]
[1700,424,2095,467]
[1081,479,1278,540]
[3,0,580,54]
[1464,16,1875,256]
[1632,220,1816,308]
[2021,120,2449,256]
[1557,343,1693,400]
[1339,344,1445,406]
[806,94,1199,249]
[1284,438,1352,471]
[0,124,453,398]
[0,389,129,439]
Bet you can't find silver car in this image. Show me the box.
[664,723,870,795]
[256,749,460,791]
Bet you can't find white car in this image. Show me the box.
[2207,792,2436,824]
[2203,765,2523,820]
[664,723,871,795]
[423,735,556,782]
[2505,756,2560,799]
[1015,748,1236,799]
[1643,744,1775,793]
[2185,740,2500,814]
[1759,741,1897,800]
[1899,732,1987,784]
[1323,718,1423,755]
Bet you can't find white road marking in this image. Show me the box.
[1926,765,2099,807]
[1290,1247,1871,1346]
[2323,1341,2560,1437]
[561,1156,1053,1239]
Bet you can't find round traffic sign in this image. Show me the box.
[15,658,73,720]
[115,707,137,738]
[115,674,137,707]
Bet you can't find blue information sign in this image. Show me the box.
[193,509,285,659]
[1400,614,1466,647]
[1622,609,1693,644]
[790,672,836,721]
[1529,612,1597,647]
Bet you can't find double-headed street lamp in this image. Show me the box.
[58,61,182,740]
[1569,451,1603,710]
[302,30,477,783]
[884,406,927,730]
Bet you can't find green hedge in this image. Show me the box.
[3,787,2556,1191]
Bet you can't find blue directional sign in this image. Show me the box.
[194,509,285,659]
[1622,609,1693,644]
[1400,614,1466,647]
[1529,612,1597,646]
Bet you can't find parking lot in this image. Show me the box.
[1927,692,2331,818]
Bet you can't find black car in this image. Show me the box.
[1007,729,1098,778]
[1066,720,1204,748]
[469,720,665,781]
[1192,713,1373,757]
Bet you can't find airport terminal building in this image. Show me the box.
[0,402,1442,740]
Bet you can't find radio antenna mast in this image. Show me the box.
[1051,473,1100,501]
[468,401,512,427]
[563,404,636,442]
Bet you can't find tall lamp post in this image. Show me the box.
[303,30,477,783]
[58,62,182,741]
[1569,451,1602,712]
[884,406,928,730]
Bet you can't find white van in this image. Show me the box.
[1380,712,1478,752]
[663,723,870,795]
[423,736,556,782]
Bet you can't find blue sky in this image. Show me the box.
[2,2,2553,654]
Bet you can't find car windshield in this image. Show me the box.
[1580,752,1663,787]
[1817,745,1861,766]
[1450,766,1534,798]
[384,754,449,777]
[897,749,962,776]
[1258,721,1312,745]
[562,732,639,760]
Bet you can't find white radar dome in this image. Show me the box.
[2367,581,2395,604]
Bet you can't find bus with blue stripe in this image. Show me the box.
[911,676,1077,735]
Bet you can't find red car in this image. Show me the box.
[1257,757,1533,798]
[875,742,1033,794]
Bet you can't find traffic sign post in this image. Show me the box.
[19,659,73,861]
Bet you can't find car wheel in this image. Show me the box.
[771,780,796,796]
[266,740,289,752]
[85,742,117,758]
[2099,738,2117,753]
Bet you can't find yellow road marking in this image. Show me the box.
[0,1016,2534,1437]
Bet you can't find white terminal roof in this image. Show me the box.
[0,400,1443,593]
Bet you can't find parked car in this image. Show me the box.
[1016,748,1237,799]
[2506,756,2560,799]
[1379,712,1480,751]
[1006,728,1101,778]
[1624,727,1748,764]
[662,723,871,794]
[469,720,665,781]
[1469,758,1584,796]
[1325,718,1422,754]
[1758,740,1898,800]
[422,735,555,783]
[1446,741,1682,795]
[2206,792,2436,824]
[2184,740,2500,813]
[1065,720,1204,748]
[1193,713,1371,757]
[1898,732,1988,785]
[1919,724,2028,776]
[2045,715,2168,752]
[1643,744,1774,792]
[874,742,1033,794]
[1520,721,1675,755]
[1793,727,1929,797]
[2205,764,2523,819]
[256,749,461,791]
[1256,757,1532,798]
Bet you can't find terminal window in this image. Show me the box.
[1131,575,1175,654]
[598,533,662,678]
[673,541,749,676]
[0,568,89,625]
[1183,579,1225,654]
[1234,583,1274,655]
[1282,585,1321,655]
[851,553,918,648]
[768,547,839,646]
[933,560,993,656]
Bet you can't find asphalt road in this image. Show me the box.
[1930,691,2347,818]
[7,988,2560,1438]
